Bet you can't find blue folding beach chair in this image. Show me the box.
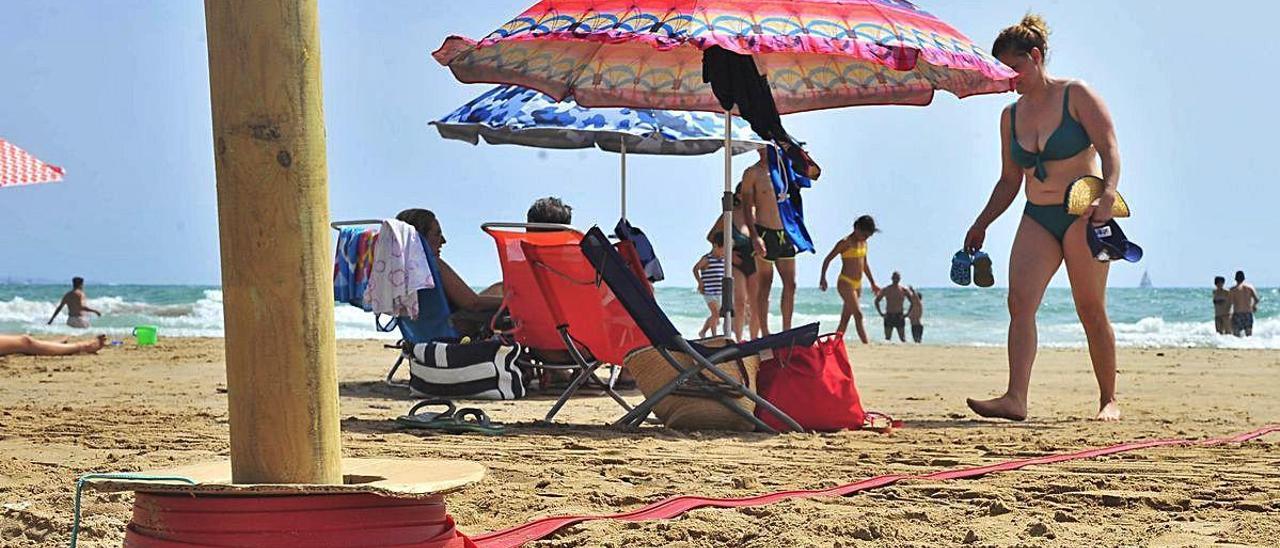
[579,227,817,432]
[380,239,459,386]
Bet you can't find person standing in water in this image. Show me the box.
[875,272,909,342]
[963,14,1124,421]
[1212,276,1231,335]
[818,215,880,344]
[48,277,102,329]
[1229,270,1260,337]
[906,287,925,343]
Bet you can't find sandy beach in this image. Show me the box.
[0,338,1275,547]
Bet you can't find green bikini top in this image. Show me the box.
[1010,85,1092,181]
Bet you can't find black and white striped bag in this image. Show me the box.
[407,340,526,400]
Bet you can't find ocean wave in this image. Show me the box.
[4,287,1277,348]
[1028,315,1279,349]
[0,290,396,340]
[664,312,1280,349]
[0,297,55,322]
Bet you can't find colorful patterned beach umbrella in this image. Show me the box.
[433,84,766,155]
[1,138,65,188]
[433,0,1015,113]
[434,0,1014,336]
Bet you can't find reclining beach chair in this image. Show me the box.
[482,223,584,356]
[579,227,817,432]
[520,240,651,422]
[381,239,459,386]
[484,223,633,421]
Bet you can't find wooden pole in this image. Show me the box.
[204,0,342,484]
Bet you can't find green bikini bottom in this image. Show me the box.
[1024,202,1079,243]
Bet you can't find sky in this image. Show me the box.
[1,1,1277,288]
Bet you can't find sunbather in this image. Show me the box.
[0,334,107,357]
[527,196,573,225]
[396,208,502,340]
[522,197,638,388]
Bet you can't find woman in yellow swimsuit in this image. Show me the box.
[819,215,880,344]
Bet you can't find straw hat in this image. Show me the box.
[1065,175,1130,217]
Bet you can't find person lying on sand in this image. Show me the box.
[0,334,108,357]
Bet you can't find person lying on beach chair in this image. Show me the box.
[397,209,502,340]
[376,226,459,385]
[580,226,818,432]
[527,196,572,226]
[483,224,584,364]
[0,334,107,357]
[380,209,502,385]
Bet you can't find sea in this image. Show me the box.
[3,284,1276,349]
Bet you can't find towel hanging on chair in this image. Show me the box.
[365,219,435,318]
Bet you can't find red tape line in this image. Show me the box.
[473,424,1279,548]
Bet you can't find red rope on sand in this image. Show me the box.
[124,492,475,547]
[473,424,1280,548]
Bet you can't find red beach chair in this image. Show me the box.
[483,223,632,421]
[521,240,650,422]
[483,223,584,351]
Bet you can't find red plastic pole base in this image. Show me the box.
[124,492,475,548]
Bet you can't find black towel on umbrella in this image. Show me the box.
[701,46,821,179]
[701,46,787,141]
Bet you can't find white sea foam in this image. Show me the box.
[0,290,396,340]
[3,286,1276,347]
[667,312,1280,349]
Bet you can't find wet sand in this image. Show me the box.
[1,338,1277,547]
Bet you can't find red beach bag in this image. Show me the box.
[755,333,865,432]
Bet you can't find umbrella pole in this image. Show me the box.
[620,138,627,221]
[721,111,735,339]
[205,0,340,484]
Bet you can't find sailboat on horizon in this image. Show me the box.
[1139,270,1153,288]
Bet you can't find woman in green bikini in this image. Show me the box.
[964,14,1122,422]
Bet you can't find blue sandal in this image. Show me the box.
[972,251,995,288]
[950,250,972,286]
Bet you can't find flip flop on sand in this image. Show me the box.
[950,250,972,286]
[395,399,505,435]
[972,251,995,288]
[861,411,904,433]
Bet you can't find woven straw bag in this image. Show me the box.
[624,337,760,431]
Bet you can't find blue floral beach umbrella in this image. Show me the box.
[433,85,766,218]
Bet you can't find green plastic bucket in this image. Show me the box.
[133,325,158,346]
